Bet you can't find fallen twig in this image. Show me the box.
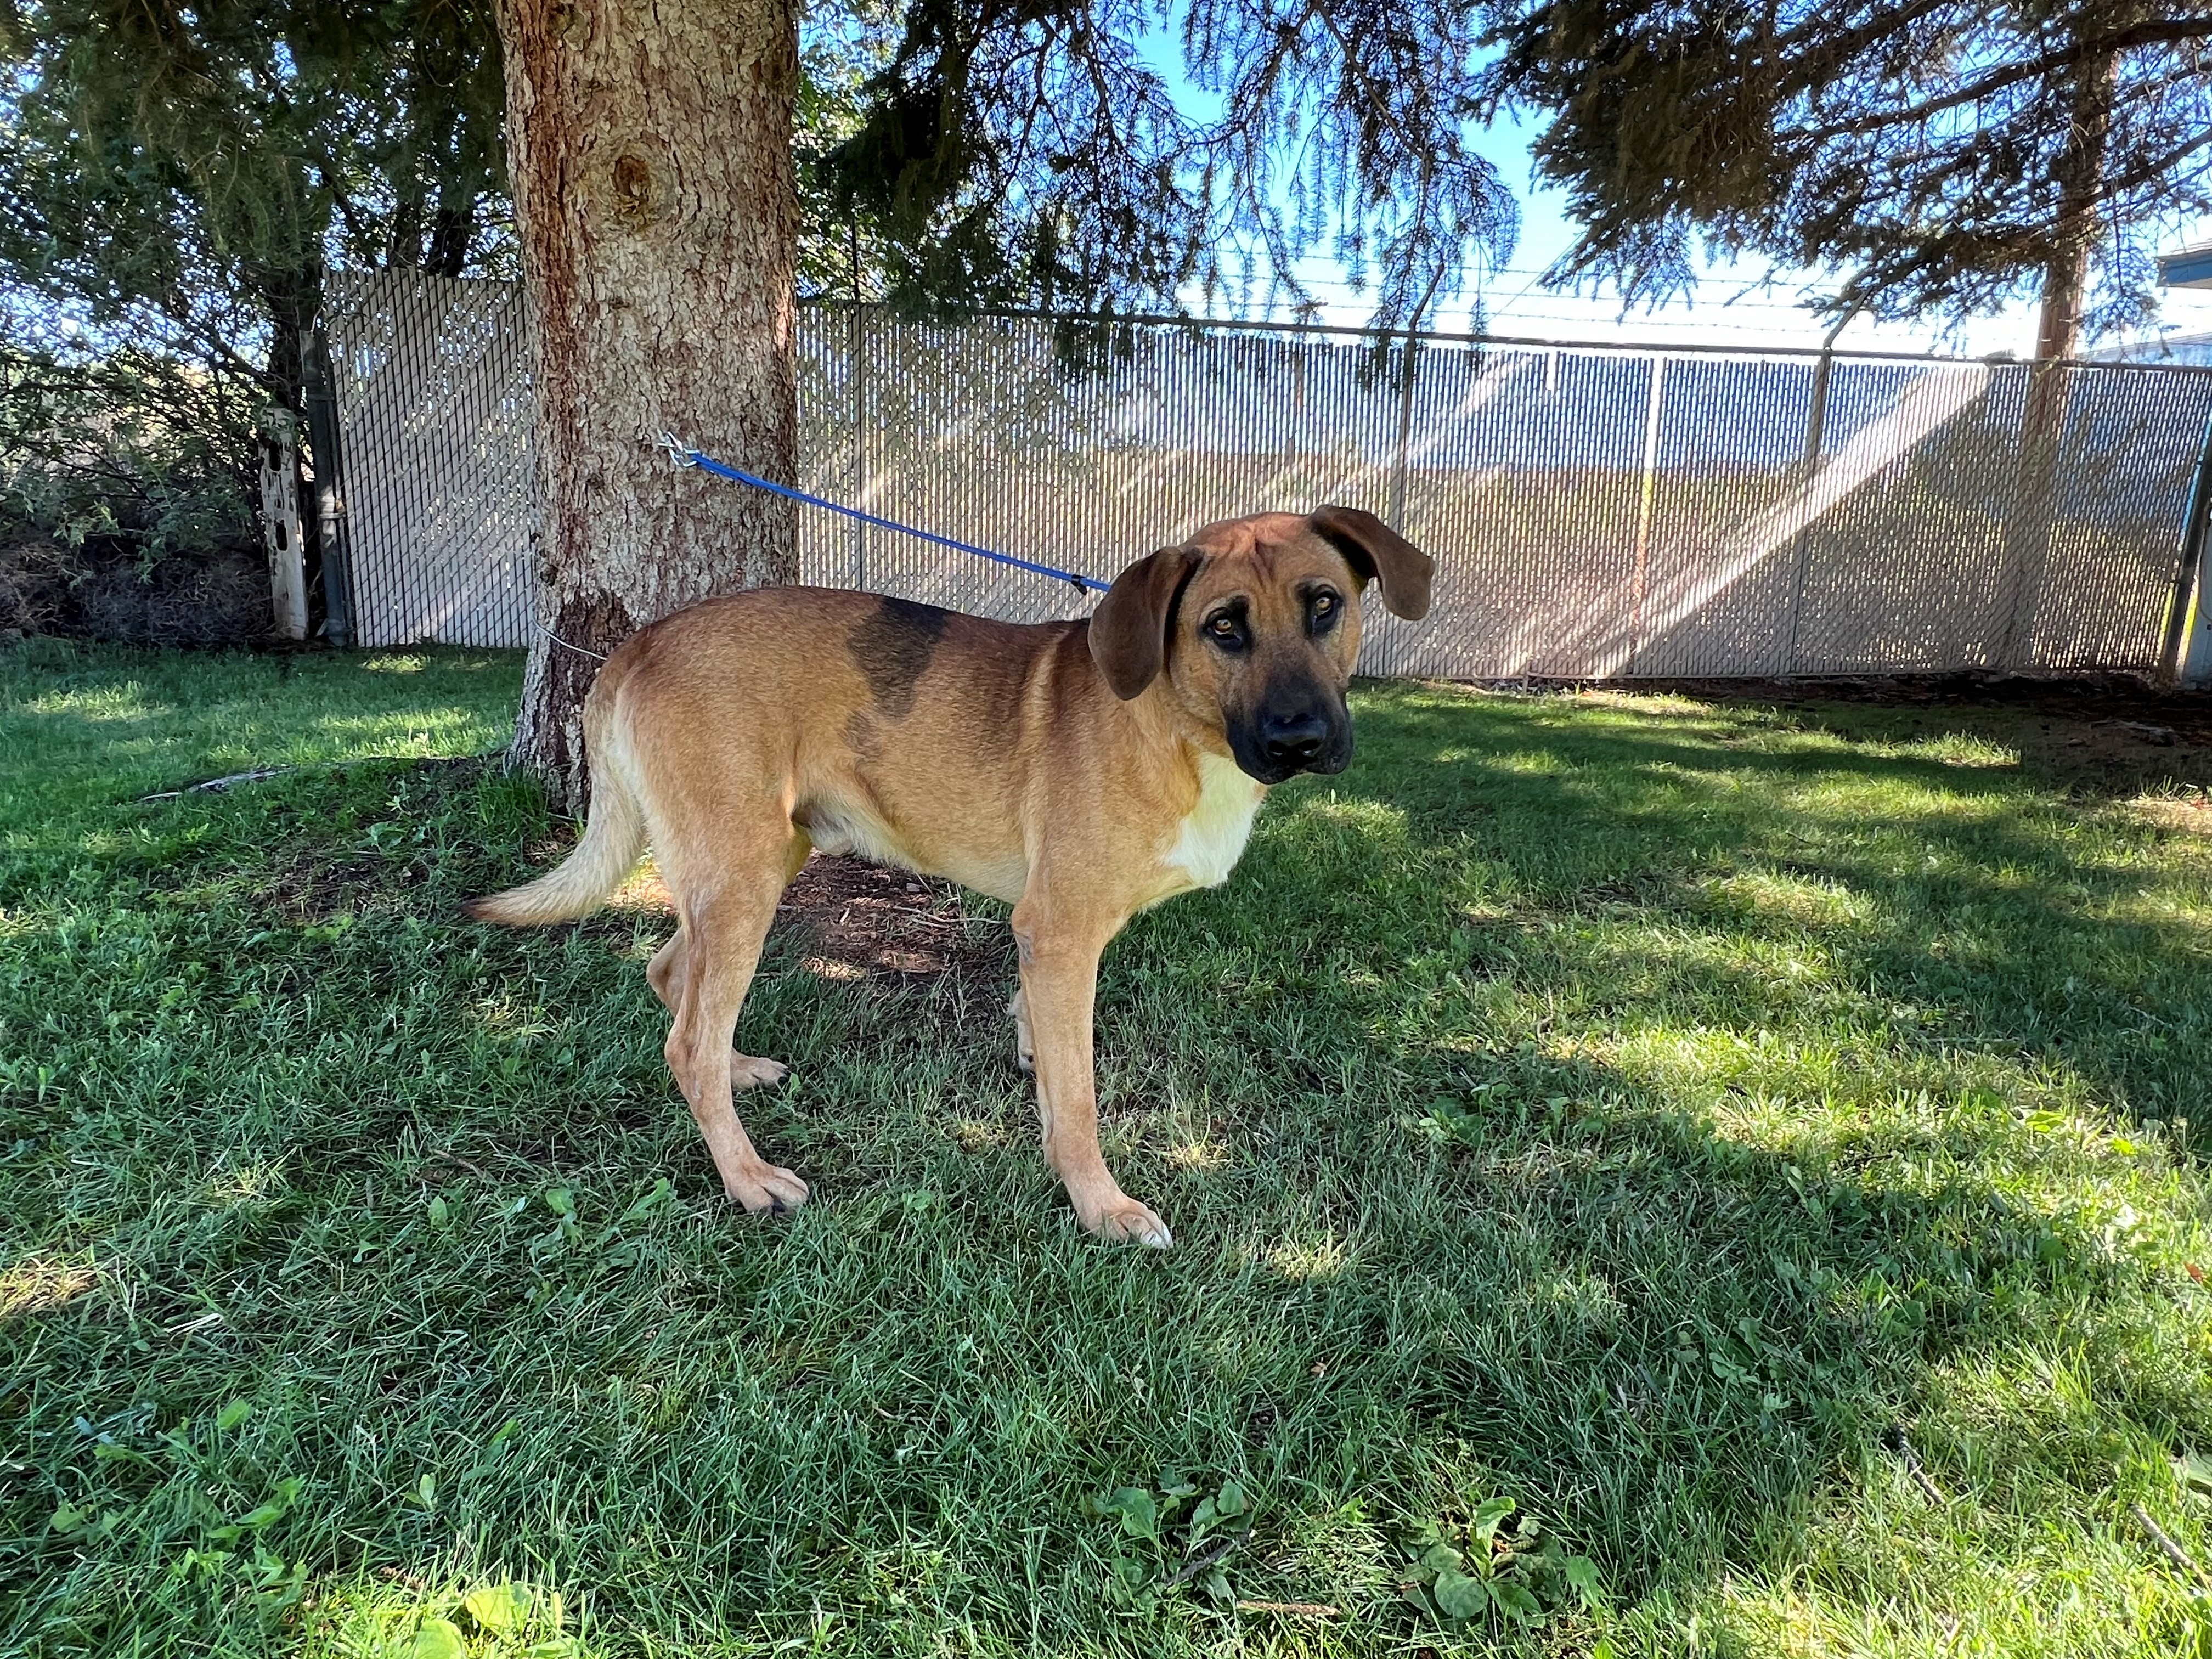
[2100,720,2179,745]
[1233,1600,1339,1618]
[134,747,504,805]
[2132,1502,2209,1584]
[138,766,292,802]
[417,1150,487,1181]
[1161,1529,1252,1589]
[1884,1426,1948,1504]
[885,905,997,927]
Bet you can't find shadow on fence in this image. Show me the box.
[318,273,2212,682]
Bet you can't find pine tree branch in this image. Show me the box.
[1802,18,2212,143]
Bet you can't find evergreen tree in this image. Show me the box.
[1480,0,2212,359]
[496,0,1521,798]
[816,0,1516,328]
[0,0,509,415]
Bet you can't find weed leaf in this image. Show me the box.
[2178,1451,2212,1503]
[1490,1578,1543,1620]
[1472,1495,1515,1545]
[1433,1569,1490,1618]
[1562,1553,1606,1609]
[464,1583,526,1630]
[1100,1487,1160,1541]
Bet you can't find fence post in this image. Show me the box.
[300,327,353,647]
[2163,410,2212,686]
[1386,331,1420,533]
[1623,354,1668,675]
[850,304,870,591]
[258,408,309,641]
[1777,313,1853,673]
[1996,360,2073,668]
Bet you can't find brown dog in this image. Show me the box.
[466,506,1432,1245]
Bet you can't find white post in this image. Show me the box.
[847,221,869,592]
[2183,605,2212,688]
[258,408,309,640]
[2162,414,2212,686]
[1623,354,1668,675]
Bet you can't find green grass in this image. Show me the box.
[5,640,2212,1658]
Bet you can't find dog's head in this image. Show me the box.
[1087,506,1433,785]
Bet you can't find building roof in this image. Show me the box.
[2095,330,2212,366]
[2158,240,2212,289]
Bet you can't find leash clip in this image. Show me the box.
[657,431,698,470]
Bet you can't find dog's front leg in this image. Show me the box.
[1009,902,1172,1248]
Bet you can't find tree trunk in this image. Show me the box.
[494,0,800,808]
[257,263,323,417]
[2004,38,2119,663]
[2027,41,2118,424]
[258,263,324,635]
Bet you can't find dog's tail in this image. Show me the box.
[464,681,645,928]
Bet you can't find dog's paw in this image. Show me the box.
[726,1160,809,1215]
[732,1053,788,1090]
[1087,1195,1173,1250]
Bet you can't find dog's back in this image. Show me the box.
[467,587,1099,923]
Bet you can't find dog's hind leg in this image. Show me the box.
[648,830,810,1089]
[656,831,809,1212]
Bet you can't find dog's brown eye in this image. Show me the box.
[1204,612,1246,651]
[1312,594,1336,617]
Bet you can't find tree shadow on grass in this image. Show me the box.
[1101,681,2212,1646]
[9,682,2212,1656]
[1313,682,2212,1131]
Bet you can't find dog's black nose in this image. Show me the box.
[1260,710,1331,768]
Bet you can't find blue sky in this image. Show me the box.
[1146,28,2212,359]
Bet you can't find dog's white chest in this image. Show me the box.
[1162,753,1267,891]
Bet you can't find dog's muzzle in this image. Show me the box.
[1231,695,1353,783]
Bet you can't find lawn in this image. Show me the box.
[5,640,2212,1658]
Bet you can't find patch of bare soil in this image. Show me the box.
[266,852,407,922]
[1627,671,2212,743]
[776,855,1011,985]
[2130,792,2212,838]
[589,853,1012,986]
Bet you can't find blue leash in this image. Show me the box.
[657,433,1109,596]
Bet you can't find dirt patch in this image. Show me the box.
[1616,672,2212,743]
[264,852,407,923]
[2130,793,2212,838]
[574,852,1012,986]
[778,856,1011,985]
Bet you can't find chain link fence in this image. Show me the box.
[321,270,2212,679]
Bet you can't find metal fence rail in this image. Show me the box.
[322,270,2212,679]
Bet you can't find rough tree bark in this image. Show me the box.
[2002,39,2119,663]
[494,0,800,808]
[2028,41,2119,412]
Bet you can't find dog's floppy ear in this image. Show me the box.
[1088,544,1199,699]
[1308,505,1435,620]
